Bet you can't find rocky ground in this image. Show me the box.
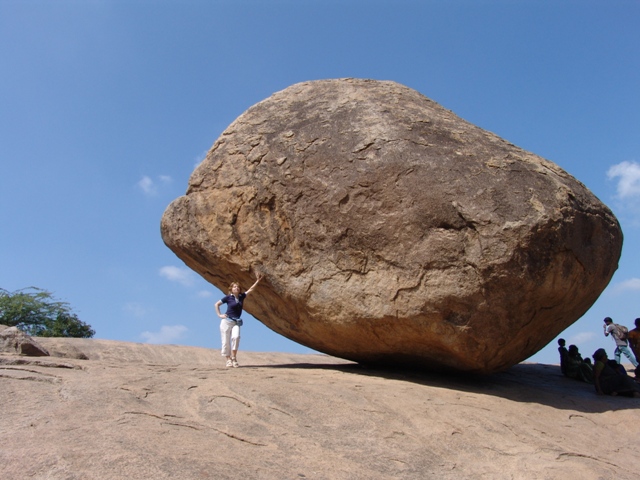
[1,337,639,479]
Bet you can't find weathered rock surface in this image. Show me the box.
[2,338,639,480]
[161,78,622,373]
[0,324,50,356]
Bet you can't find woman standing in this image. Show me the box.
[215,273,262,367]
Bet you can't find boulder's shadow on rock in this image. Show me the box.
[248,361,638,413]
[31,337,636,414]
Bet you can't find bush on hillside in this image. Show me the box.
[0,287,95,338]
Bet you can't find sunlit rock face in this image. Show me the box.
[161,78,622,373]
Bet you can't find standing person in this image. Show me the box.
[628,318,640,359]
[557,338,569,375]
[628,318,640,380]
[215,273,263,368]
[603,317,639,368]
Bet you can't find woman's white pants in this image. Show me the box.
[220,319,240,357]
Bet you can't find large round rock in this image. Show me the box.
[161,79,622,373]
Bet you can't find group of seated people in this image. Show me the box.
[558,339,640,398]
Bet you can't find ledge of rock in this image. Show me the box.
[161,78,622,373]
[0,324,50,356]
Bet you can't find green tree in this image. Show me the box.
[0,287,95,338]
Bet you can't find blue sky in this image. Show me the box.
[1,0,639,366]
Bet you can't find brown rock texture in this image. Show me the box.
[161,78,622,374]
[2,338,639,480]
[0,325,50,356]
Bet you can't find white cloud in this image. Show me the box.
[123,302,149,318]
[607,161,640,199]
[159,265,195,287]
[197,290,213,298]
[567,331,596,346]
[194,149,209,168]
[138,175,157,195]
[137,175,173,196]
[141,325,188,344]
[611,278,640,294]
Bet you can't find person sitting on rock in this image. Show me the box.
[592,348,640,398]
[558,338,569,376]
[607,359,628,376]
[215,272,263,368]
[564,345,594,383]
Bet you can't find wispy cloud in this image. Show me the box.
[137,175,173,196]
[607,161,640,199]
[123,302,149,318]
[159,265,195,287]
[141,325,188,344]
[194,149,209,169]
[567,331,596,346]
[611,278,640,294]
[197,290,213,298]
[138,175,156,195]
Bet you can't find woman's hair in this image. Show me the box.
[593,348,607,362]
[228,282,242,294]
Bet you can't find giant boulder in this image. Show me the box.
[161,79,622,373]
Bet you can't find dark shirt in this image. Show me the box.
[628,328,640,357]
[558,346,569,375]
[220,293,246,319]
